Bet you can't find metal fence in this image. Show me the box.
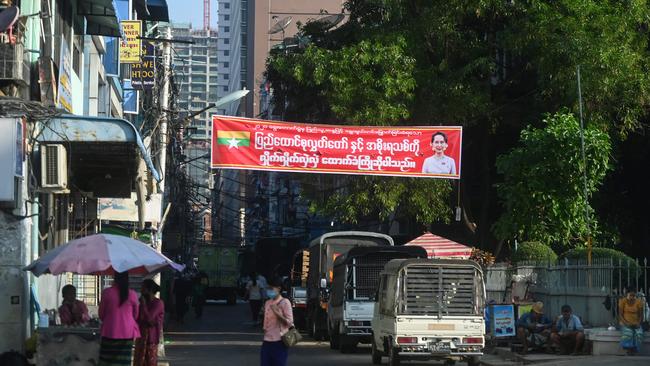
[485,257,649,327]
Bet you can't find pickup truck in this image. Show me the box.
[371,259,486,366]
[327,246,427,353]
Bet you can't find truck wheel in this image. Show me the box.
[466,356,480,366]
[388,344,400,366]
[329,324,340,349]
[371,338,382,364]
[311,320,324,341]
[340,336,358,354]
[226,292,237,305]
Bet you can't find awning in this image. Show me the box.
[134,0,169,22]
[145,0,169,22]
[404,232,473,259]
[78,0,121,37]
[37,115,161,196]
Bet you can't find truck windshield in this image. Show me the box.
[397,264,485,316]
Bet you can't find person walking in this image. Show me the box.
[173,273,191,323]
[260,278,293,366]
[192,272,208,319]
[98,271,140,366]
[134,279,165,366]
[247,272,265,324]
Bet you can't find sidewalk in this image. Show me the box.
[481,348,650,366]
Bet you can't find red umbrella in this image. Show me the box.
[404,232,472,259]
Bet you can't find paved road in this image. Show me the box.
[164,301,650,366]
[164,301,464,366]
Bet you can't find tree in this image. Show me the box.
[493,112,611,251]
[265,0,650,247]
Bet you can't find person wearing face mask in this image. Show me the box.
[260,278,293,366]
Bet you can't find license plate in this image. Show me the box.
[428,342,451,352]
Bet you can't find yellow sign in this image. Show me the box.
[119,20,142,63]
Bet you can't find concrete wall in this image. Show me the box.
[0,180,31,353]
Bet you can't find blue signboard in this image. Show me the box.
[491,304,516,337]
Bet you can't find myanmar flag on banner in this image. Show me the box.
[216,130,250,148]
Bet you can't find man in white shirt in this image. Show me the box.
[422,131,456,175]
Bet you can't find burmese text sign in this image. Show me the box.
[131,42,155,89]
[211,116,462,179]
[119,20,141,63]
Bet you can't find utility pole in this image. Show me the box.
[158,27,172,198]
[577,66,592,266]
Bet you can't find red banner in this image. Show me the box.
[211,116,462,179]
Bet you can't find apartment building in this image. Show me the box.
[211,1,345,247]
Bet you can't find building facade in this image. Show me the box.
[210,0,345,248]
[0,0,170,354]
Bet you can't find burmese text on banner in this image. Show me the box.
[211,116,462,179]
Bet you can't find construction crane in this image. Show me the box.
[204,0,210,31]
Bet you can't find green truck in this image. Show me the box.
[197,245,239,305]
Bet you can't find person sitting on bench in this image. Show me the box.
[516,301,552,354]
[550,304,585,355]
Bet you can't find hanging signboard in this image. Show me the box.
[119,20,142,63]
[123,79,139,114]
[56,37,73,113]
[131,41,155,89]
[211,116,462,179]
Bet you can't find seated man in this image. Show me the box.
[516,301,552,354]
[58,284,90,326]
[550,304,585,355]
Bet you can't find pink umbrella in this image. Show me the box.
[24,234,184,276]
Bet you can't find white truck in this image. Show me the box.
[371,259,486,366]
[306,231,394,340]
[327,246,427,353]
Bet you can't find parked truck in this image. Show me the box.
[197,245,239,305]
[306,231,394,340]
[371,259,486,366]
[327,246,428,353]
[289,249,310,329]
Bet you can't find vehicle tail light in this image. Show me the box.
[463,337,483,344]
[396,337,418,344]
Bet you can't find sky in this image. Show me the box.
[167,0,219,29]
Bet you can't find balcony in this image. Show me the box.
[0,18,29,85]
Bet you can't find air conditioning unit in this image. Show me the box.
[40,144,68,191]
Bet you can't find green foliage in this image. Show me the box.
[308,176,452,225]
[493,112,611,250]
[267,37,416,124]
[265,0,650,235]
[561,247,636,264]
[511,241,558,263]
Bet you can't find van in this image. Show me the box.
[371,259,485,366]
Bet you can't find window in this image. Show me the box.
[223,74,229,80]
[224,39,230,45]
[223,62,229,68]
[224,50,229,56]
[224,3,230,9]
[222,86,228,92]
[224,15,230,21]
[224,26,230,33]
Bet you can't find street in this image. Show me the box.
[164,301,650,366]
[164,301,464,366]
